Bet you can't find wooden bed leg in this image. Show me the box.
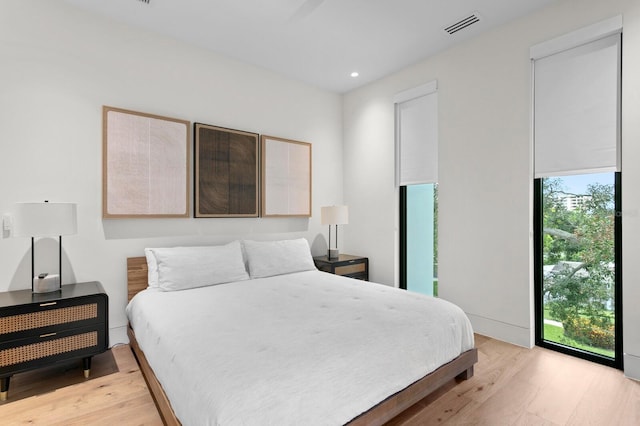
[456,365,474,380]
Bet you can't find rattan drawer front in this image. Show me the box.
[0,331,98,367]
[0,304,98,335]
[335,263,366,275]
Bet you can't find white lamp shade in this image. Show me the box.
[14,202,77,237]
[321,205,349,225]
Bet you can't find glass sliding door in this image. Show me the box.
[400,183,438,296]
[534,172,621,368]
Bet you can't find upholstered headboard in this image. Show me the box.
[127,257,148,301]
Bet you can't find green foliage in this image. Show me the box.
[542,176,615,351]
[563,316,614,350]
[543,323,614,357]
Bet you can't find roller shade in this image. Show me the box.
[532,21,621,178]
[395,81,438,186]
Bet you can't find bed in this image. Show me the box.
[126,239,477,425]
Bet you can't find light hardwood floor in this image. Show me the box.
[390,334,640,425]
[0,336,638,425]
[0,345,162,425]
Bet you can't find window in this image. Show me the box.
[535,173,620,365]
[395,81,438,296]
[400,184,438,296]
[531,16,622,368]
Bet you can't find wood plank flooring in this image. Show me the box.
[389,334,640,425]
[0,335,637,425]
[0,345,162,425]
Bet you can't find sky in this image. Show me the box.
[559,172,614,195]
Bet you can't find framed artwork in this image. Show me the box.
[195,123,259,217]
[261,135,312,217]
[102,106,190,218]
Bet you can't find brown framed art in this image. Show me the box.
[195,123,259,218]
[102,106,190,218]
[261,135,312,217]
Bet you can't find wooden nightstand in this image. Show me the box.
[0,281,108,401]
[314,254,369,281]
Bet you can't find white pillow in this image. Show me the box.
[243,238,317,278]
[144,248,159,288]
[150,241,249,291]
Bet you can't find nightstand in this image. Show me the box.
[0,281,108,401]
[313,254,369,281]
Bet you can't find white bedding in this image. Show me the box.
[126,271,474,426]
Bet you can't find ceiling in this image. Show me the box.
[62,0,557,93]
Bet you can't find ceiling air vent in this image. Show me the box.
[444,12,481,35]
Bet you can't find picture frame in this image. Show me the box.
[261,135,312,217]
[195,123,259,217]
[102,106,190,218]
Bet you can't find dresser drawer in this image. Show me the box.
[0,324,107,375]
[335,262,366,276]
[0,301,98,336]
[0,295,107,341]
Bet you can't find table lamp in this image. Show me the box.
[321,205,348,259]
[14,201,77,293]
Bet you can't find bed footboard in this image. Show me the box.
[347,348,478,426]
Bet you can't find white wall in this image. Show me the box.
[343,0,640,378]
[0,0,343,344]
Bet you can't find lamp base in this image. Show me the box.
[33,274,60,293]
[328,248,339,260]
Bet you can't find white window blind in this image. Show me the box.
[394,81,438,186]
[532,17,621,178]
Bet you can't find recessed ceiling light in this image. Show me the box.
[350,71,359,78]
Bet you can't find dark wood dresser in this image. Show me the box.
[0,281,108,401]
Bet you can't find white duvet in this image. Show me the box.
[126,271,474,426]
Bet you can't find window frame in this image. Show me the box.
[533,173,623,369]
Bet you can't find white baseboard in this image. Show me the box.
[466,313,533,348]
[624,353,640,381]
[109,325,129,347]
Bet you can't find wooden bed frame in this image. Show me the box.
[126,256,478,426]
